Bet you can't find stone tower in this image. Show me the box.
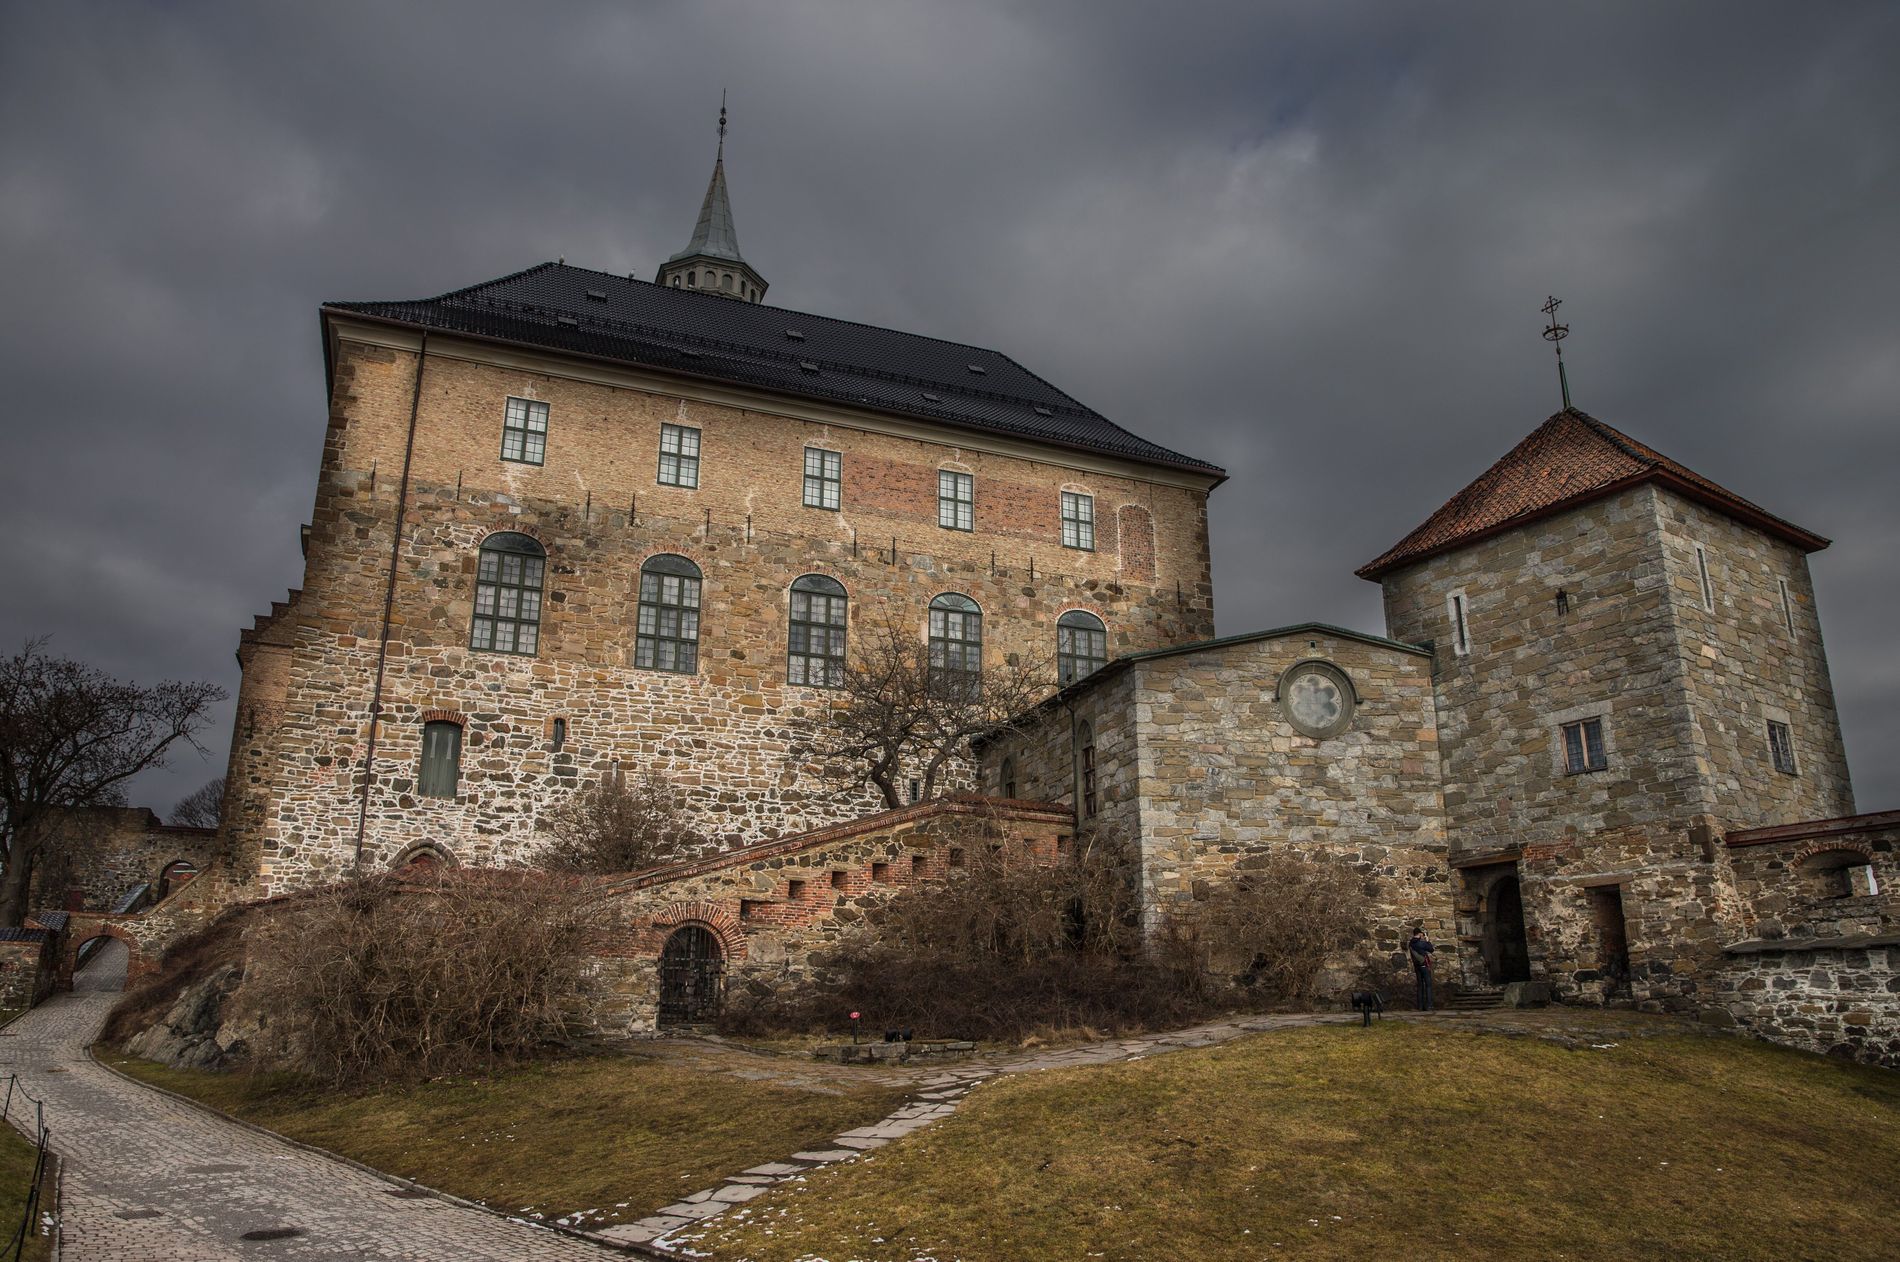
[655,101,767,303]
[1361,407,1853,1009]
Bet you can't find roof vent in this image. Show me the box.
[556,315,579,327]
[967,364,987,376]
[799,361,820,374]
[584,289,607,302]
[1034,406,1054,417]
[785,330,805,341]
[921,391,941,403]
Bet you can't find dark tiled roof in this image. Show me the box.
[29,912,68,933]
[326,263,1225,479]
[0,928,48,943]
[1356,408,1828,579]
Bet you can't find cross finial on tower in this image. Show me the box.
[717,90,727,159]
[1541,295,1574,409]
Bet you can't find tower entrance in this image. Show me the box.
[1478,868,1532,985]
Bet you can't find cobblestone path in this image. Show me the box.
[0,941,613,1262]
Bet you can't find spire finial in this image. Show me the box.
[1541,294,1573,409]
[717,90,727,160]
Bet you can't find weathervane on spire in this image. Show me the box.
[1541,295,1573,410]
[717,90,727,159]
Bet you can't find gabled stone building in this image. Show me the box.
[223,128,1223,894]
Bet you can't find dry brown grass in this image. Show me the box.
[694,1019,1900,1262]
[106,1048,906,1230]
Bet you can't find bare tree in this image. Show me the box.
[537,768,706,874]
[800,615,1053,809]
[0,639,223,925]
[170,776,225,829]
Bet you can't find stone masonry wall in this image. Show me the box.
[28,808,217,913]
[980,630,1457,996]
[587,797,1074,1035]
[248,333,1214,894]
[1653,489,1854,833]
[1715,940,1900,1068]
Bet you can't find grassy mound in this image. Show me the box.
[694,1018,1900,1261]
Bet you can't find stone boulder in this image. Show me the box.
[1501,980,1552,1008]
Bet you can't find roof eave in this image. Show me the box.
[319,306,1228,484]
[1355,469,1830,582]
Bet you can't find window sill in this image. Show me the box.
[500,457,544,467]
[1563,766,1609,777]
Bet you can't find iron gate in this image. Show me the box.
[658,924,725,1026]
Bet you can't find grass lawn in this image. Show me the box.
[694,1021,1900,1262]
[105,1049,906,1231]
[0,1116,51,1262]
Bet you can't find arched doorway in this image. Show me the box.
[658,925,725,1027]
[158,859,199,899]
[1483,874,1532,984]
[73,936,129,993]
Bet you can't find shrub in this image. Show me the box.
[242,869,608,1085]
[720,826,1211,1042]
[1172,851,1376,1003]
[537,769,706,874]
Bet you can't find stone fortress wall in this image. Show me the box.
[234,329,1216,895]
[979,628,1458,993]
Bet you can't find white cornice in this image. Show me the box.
[324,314,1222,494]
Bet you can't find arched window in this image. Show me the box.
[788,575,847,687]
[1001,756,1018,799]
[419,720,462,798]
[1057,610,1108,685]
[722,272,733,291]
[1076,719,1096,818]
[928,594,982,687]
[636,554,702,673]
[687,271,697,287]
[471,532,545,654]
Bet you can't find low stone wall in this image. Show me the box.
[27,807,216,912]
[587,796,1074,1035]
[1714,936,1900,1068]
[0,934,54,1009]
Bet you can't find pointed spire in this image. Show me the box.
[656,96,767,301]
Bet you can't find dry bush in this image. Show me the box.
[721,825,1212,1042]
[243,869,609,1085]
[1172,851,1376,1003]
[538,769,706,874]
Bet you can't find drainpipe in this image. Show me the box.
[353,331,429,873]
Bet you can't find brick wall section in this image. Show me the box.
[585,797,1074,1034]
[979,630,1458,995]
[243,334,1213,894]
[1377,484,1856,1010]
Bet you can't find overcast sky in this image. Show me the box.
[3,2,1896,816]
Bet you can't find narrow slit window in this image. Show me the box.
[1000,756,1017,799]
[658,423,701,488]
[419,721,462,799]
[501,397,548,465]
[1447,591,1470,657]
[1060,492,1095,550]
[550,717,567,752]
[1555,589,1570,617]
[1562,717,1607,775]
[1767,720,1797,775]
[803,447,842,510]
[1778,578,1796,636]
[1695,544,1715,611]
[1077,719,1097,818]
[938,470,974,531]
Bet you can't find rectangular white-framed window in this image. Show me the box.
[1777,578,1796,637]
[1694,543,1715,611]
[1446,589,1470,657]
[658,423,701,488]
[501,397,548,465]
[938,470,973,531]
[1767,719,1798,776]
[803,447,841,510]
[1060,492,1095,550]
[1561,717,1607,775]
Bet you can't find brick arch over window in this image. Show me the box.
[646,901,747,961]
[1117,504,1156,581]
[391,840,459,870]
[1792,840,1876,867]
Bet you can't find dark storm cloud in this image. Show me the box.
[2,2,1895,812]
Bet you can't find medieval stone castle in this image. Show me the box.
[44,122,1897,1064]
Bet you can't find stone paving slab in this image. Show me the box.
[1,941,613,1262]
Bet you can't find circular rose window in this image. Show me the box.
[1280,662,1354,739]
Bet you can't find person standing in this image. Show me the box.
[1409,927,1436,1012]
